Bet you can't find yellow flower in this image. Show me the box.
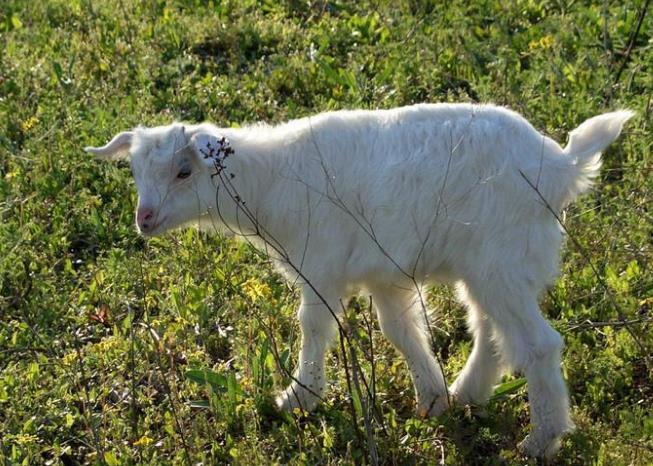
[20,116,38,132]
[242,277,272,302]
[62,351,78,365]
[9,433,39,445]
[529,35,554,50]
[133,435,154,447]
[93,336,120,353]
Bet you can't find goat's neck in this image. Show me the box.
[206,129,279,236]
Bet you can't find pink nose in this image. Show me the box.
[137,207,154,231]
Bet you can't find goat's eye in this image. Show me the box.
[177,168,191,179]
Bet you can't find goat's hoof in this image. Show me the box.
[518,432,562,459]
[448,388,488,418]
[417,393,453,418]
[276,385,319,413]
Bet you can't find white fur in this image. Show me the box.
[88,103,633,458]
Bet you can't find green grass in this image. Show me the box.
[1,0,652,464]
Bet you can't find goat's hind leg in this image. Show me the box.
[449,282,504,407]
[367,284,448,417]
[464,274,574,458]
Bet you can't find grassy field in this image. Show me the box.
[1,0,652,464]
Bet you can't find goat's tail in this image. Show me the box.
[560,110,634,205]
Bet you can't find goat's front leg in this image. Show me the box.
[367,284,448,417]
[276,286,343,412]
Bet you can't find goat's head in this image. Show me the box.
[86,124,229,236]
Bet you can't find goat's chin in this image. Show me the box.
[139,215,218,237]
[171,213,225,234]
[137,217,180,237]
[139,226,166,237]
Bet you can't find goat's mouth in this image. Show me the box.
[140,215,168,236]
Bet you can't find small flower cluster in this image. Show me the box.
[199,136,235,176]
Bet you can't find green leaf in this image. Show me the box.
[227,372,242,403]
[52,61,64,81]
[350,387,363,416]
[340,69,358,92]
[52,61,72,87]
[10,15,22,29]
[185,369,228,392]
[187,399,210,409]
[316,57,348,87]
[490,377,527,401]
[104,451,120,466]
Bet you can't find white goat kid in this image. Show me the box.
[87,103,633,458]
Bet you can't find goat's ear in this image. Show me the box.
[85,131,134,160]
[189,132,232,167]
